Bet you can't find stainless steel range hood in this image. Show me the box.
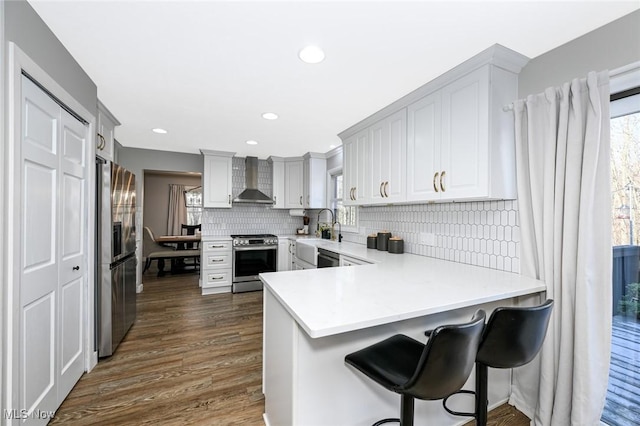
[233,156,274,204]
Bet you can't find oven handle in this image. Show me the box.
[233,245,278,252]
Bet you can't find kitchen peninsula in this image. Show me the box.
[260,241,545,426]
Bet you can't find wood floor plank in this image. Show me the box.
[50,271,529,425]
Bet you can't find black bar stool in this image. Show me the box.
[345,310,486,426]
[440,299,554,426]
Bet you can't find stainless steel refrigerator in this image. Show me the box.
[97,160,137,357]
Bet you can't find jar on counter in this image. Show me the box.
[377,231,391,251]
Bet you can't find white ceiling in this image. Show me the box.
[28,1,639,159]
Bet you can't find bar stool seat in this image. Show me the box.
[440,299,554,425]
[345,310,486,426]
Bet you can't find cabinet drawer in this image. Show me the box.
[203,270,230,287]
[203,241,232,252]
[203,253,231,268]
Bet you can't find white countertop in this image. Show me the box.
[260,241,546,338]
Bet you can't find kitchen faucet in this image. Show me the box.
[316,208,342,242]
[316,208,334,232]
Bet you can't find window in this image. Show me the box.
[184,186,202,226]
[329,170,357,231]
[602,87,640,426]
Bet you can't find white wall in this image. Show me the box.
[519,10,640,97]
[4,0,97,113]
[143,172,202,237]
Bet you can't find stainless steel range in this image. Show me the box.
[231,234,278,293]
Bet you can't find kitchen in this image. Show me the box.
[1,1,640,426]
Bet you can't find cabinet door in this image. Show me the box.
[368,110,406,204]
[96,107,115,162]
[277,240,291,271]
[355,130,369,204]
[407,92,441,201]
[342,137,356,206]
[343,129,369,205]
[440,66,489,199]
[303,156,326,209]
[369,120,385,204]
[272,159,285,208]
[203,155,233,208]
[383,109,406,202]
[285,160,303,208]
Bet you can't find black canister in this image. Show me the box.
[377,231,391,251]
[367,235,377,249]
[388,237,404,254]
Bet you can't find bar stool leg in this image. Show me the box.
[400,394,414,426]
[475,362,489,426]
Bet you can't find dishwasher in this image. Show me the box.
[317,248,340,268]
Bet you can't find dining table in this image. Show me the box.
[155,234,201,274]
[155,234,201,250]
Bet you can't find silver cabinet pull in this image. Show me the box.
[228,194,231,204]
[210,245,225,248]
[210,276,224,280]
[274,195,277,203]
[440,171,446,192]
[299,196,303,205]
[379,182,384,197]
[384,181,389,197]
[433,172,440,192]
[210,259,224,262]
[73,265,80,271]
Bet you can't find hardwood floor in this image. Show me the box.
[51,271,530,425]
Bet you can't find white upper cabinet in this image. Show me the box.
[368,109,406,204]
[303,153,327,209]
[284,158,304,209]
[341,44,528,205]
[439,66,490,199]
[201,150,235,208]
[408,65,518,201]
[96,100,119,162]
[343,129,369,205]
[407,91,441,201]
[269,156,286,208]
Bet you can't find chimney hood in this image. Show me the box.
[233,156,274,204]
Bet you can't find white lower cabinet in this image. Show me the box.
[201,239,232,294]
[278,239,291,272]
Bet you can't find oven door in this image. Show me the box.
[232,245,277,283]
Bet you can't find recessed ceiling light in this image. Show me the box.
[262,112,279,120]
[298,45,325,64]
[152,128,167,134]
[246,140,258,145]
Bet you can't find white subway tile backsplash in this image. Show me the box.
[340,200,521,273]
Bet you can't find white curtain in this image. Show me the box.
[167,184,187,236]
[509,71,612,425]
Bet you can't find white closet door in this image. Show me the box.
[20,76,61,422]
[20,75,87,423]
[58,108,87,400]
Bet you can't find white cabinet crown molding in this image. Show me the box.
[200,149,235,157]
[97,99,121,126]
